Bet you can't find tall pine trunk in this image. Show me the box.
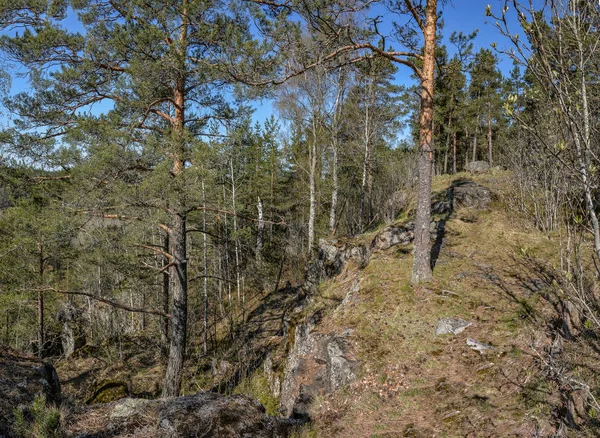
[487,98,493,165]
[163,210,187,397]
[37,243,44,358]
[202,181,208,355]
[162,20,189,394]
[160,233,170,357]
[411,0,437,285]
[452,131,457,174]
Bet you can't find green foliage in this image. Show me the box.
[233,371,280,416]
[13,395,60,438]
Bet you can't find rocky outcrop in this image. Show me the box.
[306,239,370,288]
[465,161,490,174]
[450,181,491,210]
[0,346,61,435]
[280,313,359,420]
[370,220,446,253]
[64,392,299,438]
[371,222,415,251]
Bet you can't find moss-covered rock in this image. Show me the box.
[85,380,128,404]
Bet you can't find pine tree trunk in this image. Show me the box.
[37,243,44,358]
[452,130,457,174]
[472,132,477,163]
[162,21,189,394]
[257,196,264,263]
[160,233,170,356]
[163,210,187,397]
[443,132,449,175]
[487,99,493,166]
[411,0,437,285]
[202,181,208,355]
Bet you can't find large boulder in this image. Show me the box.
[64,392,299,438]
[370,222,415,251]
[450,181,491,210]
[465,161,490,174]
[0,346,61,435]
[370,221,445,252]
[280,313,359,420]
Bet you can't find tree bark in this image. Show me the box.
[308,118,317,253]
[411,0,437,285]
[160,233,170,356]
[230,159,243,320]
[37,243,44,358]
[359,98,370,233]
[162,210,187,397]
[202,181,209,355]
[329,80,343,234]
[443,131,449,174]
[452,131,457,174]
[487,98,493,166]
[257,196,264,263]
[162,14,189,396]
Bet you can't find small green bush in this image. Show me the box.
[13,395,60,438]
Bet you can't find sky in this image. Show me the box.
[1,0,529,129]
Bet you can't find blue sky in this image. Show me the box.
[1,0,528,128]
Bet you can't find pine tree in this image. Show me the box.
[0,0,275,397]
[468,49,503,165]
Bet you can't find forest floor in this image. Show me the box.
[54,171,600,437]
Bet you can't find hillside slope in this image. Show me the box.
[282,171,586,437]
[43,171,599,437]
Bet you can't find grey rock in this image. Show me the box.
[110,398,151,419]
[263,355,281,398]
[57,304,85,358]
[371,222,415,251]
[280,316,359,420]
[327,330,357,392]
[466,338,495,353]
[339,280,360,309]
[465,161,490,174]
[450,181,491,210]
[431,200,452,215]
[0,347,61,434]
[306,239,370,287]
[69,392,300,438]
[435,318,472,335]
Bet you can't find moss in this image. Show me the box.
[86,379,128,404]
[233,371,280,416]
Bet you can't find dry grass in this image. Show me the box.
[296,171,564,437]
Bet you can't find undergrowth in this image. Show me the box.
[13,395,60,438]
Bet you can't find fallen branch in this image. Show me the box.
[33,287,171,319]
